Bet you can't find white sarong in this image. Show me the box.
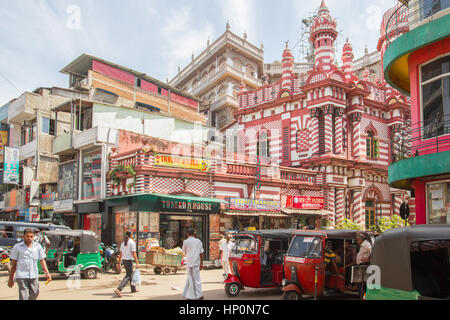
[183,265,203,300]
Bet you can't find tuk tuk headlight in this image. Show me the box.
[282,279,288,287]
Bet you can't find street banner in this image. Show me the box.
[229,198,281,212]
[286,196,324,210]
[154,154,210,172]
[3,147,19,184]
[30,179,40,206]
[58,161,78,200]
[0,130,8,163]
[22,166,34,187]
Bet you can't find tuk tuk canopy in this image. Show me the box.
[371,225,450,292]
[291,229,374,240]
[238,229,296,240]
[44,229,100,254]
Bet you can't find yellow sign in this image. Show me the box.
[154,155,210,172]
[0,130,8,163]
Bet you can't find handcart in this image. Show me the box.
[145,251,183,275]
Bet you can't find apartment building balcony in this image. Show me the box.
[8,92,41,125]
[189,63,262,96]
[383,0,450,93]
[53,127,117,155]
[210,93,239,112]
[19,139,37,161]
[170,30,264,88]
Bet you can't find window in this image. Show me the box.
[74,107,93,131]
[421,0,450,20]
[257,131,270,158]
[230,236,258,256]
[287,236,322,259]
[366,131,379,158]
[427,182,450,224]
[136,78,142,88]
[41,116,55,135]
[81,149,102,200]
[365,200,376,230]
[421,55,450,139]
[20,119,36,146]
[158,87,162,95]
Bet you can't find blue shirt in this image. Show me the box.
[10,241,46,279]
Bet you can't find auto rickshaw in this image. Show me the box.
[224,229,295,297]
[365,225,450,300]
[281,229,374,300]
[38,229,103,279]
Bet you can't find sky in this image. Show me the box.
[0,0,399,106]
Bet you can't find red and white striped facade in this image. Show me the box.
[227,0,415,229]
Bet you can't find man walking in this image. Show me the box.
[219,234,234,276]
[8,228,51,300]
[182,228,204,300]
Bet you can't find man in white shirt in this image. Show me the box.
[114,231,140,297]
[8,228,51,300]
[182,228,204,300]
[219,235,234,275]
[356,233,372,265]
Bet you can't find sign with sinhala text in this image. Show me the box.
[229,198,281,212]
[3,147,19,184]
[154,155,210,172]
[286,196,324,210]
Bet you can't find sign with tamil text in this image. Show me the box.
[229,198,281,212]
[286,196,324,210]
[154,155,210,172]
[0,130,8,163]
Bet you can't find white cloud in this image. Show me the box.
[217,0,258,42]
[161,6,214,79]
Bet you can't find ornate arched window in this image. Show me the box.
[257,131,270,158]
[366,129,379,158]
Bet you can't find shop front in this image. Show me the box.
[76,201,104,237]
[106,193,224,261]
[426,181,450,225]
[282,195,329,229]
[224,198,294,231]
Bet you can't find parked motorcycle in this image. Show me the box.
[101,243,121,274]
[0,247,10,272]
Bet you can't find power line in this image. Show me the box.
[0,72,21,93]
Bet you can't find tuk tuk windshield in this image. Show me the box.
[230,236,258,256]
[288,236,322,259]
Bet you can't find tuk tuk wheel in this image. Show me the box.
[163,267,171,275]
[172,268,178,274]
[84,268,98,279]
[154,267,162,274]
[283,291,301,300]
[225,283,241,297]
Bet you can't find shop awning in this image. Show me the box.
[224,211,290,218]
[106,193,226,215]
[281,208,330,216]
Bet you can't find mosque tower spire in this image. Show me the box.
[281,41,294,94]
[342,38,355,82]
[310,0,338,71]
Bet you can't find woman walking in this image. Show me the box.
[114,231,140,297]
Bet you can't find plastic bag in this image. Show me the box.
[131,269,141,286]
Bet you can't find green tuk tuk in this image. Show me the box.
[365,225,450,300]
[39,229,103,279]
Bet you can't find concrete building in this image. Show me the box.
[383,0,450,225]
[1,87,88,222]
[169,23,264,129]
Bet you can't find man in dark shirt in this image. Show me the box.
[336,240,356,288]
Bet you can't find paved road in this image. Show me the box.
[0,268,284,300]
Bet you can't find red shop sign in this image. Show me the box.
[286,196,324,210]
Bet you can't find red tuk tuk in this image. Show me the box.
[282,229,374,300]
[224,229,295,297]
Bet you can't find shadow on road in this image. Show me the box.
[147,287,283,300]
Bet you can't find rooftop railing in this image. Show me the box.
[391,113,450,162]
[386,0,450,45]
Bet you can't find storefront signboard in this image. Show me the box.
[160,198,214,213]
[229,198,281,212]
[286,196,324,210]
[58,161,78,200]
[0,130,8,163]
[3,147,19,184]
[53,199,74,213]
[154,155,210,172]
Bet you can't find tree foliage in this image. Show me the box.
[335,218,362,230]
[369,215,411,233]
